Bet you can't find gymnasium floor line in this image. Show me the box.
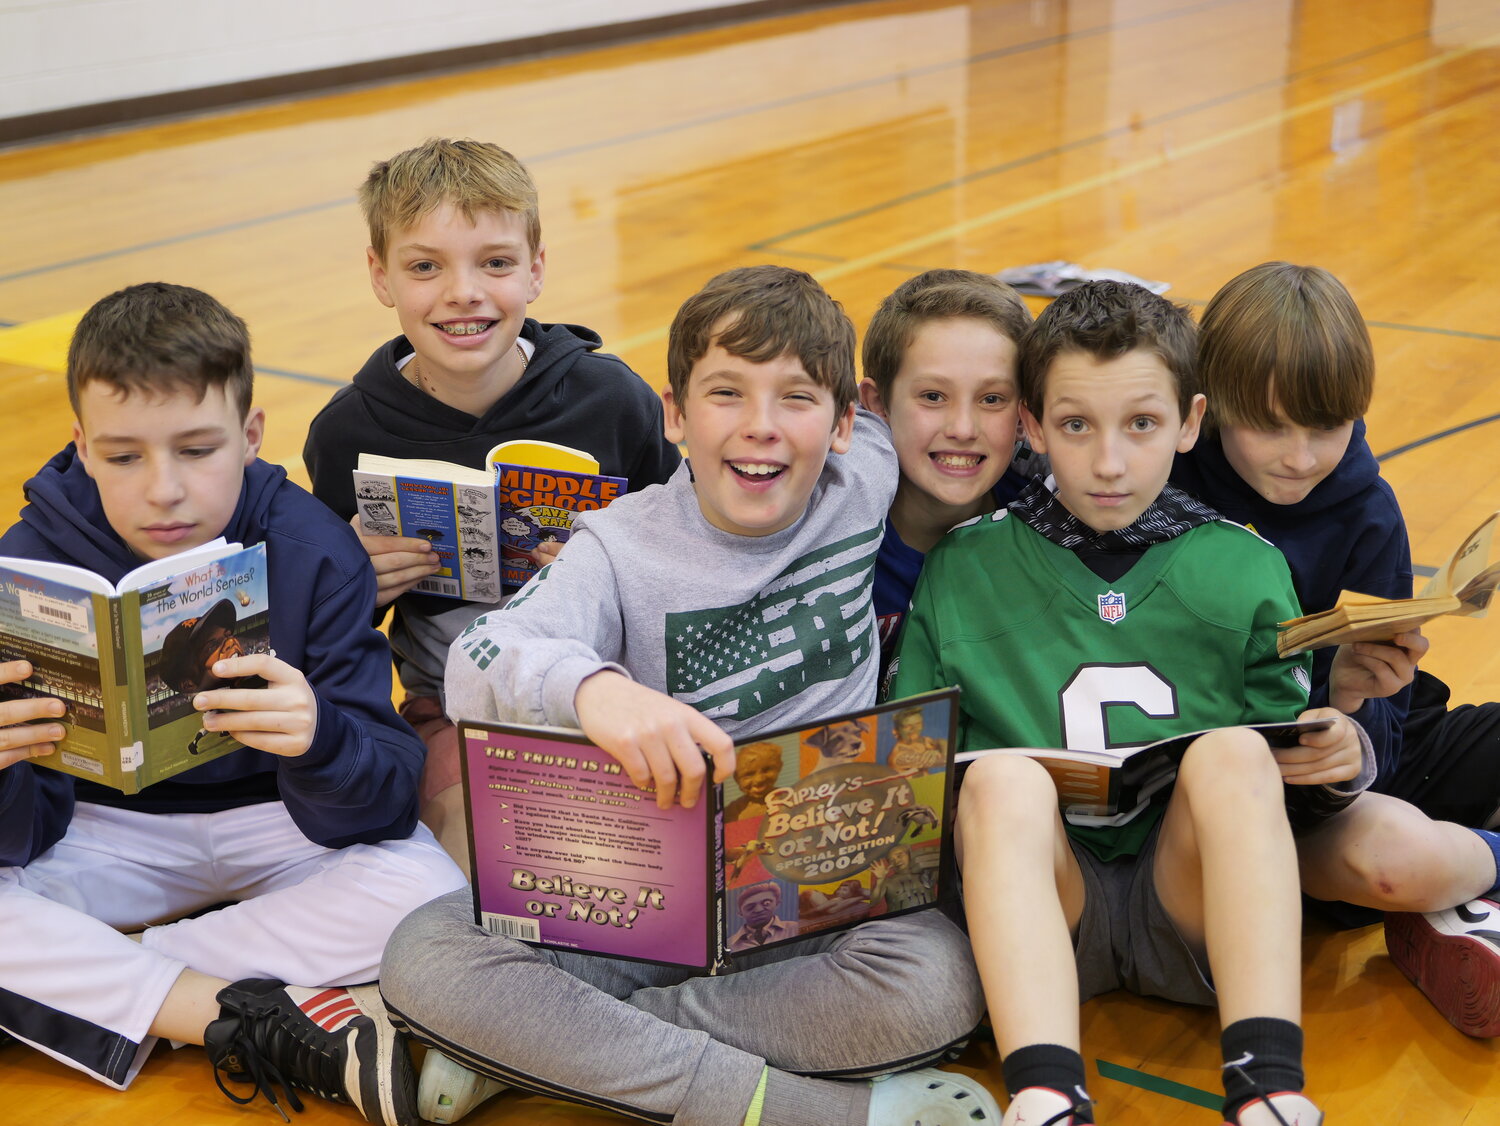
[0,0,1359,292]
[1095,1060,1221,1110]
[608,28,1500,359]
[747,25,1448,253]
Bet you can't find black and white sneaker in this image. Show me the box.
[204,977,416,1125]
[1386,897,1500,1038]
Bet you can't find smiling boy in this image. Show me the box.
[304,139,679,870]
[379,266,995,1126]
[890,281,1374,1126]
[0,283,465,1124]
[857,270,1035,666]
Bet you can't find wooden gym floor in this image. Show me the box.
[2,0,1499,1121]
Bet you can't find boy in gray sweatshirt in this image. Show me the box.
[380,266,992,1126]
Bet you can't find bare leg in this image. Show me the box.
[958,755,1087,1053]
[1298,792,1495,912]
[147,967,230,1045]
[1153,728,1301,1026]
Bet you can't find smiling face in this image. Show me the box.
[863,316,1020,523]
[1215,399,1353,506]
[663,328,855,538]
[1023,348,1205,533]
[73,382,264,561]
[368,203,545,397]
[734,743,784,800]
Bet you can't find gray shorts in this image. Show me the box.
[1071,825,1216,1007]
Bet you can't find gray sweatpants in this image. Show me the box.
[381,889,984,1126]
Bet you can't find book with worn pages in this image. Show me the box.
[458,689,958,970]
[955,718,1334,827]
[1277,510,1500,656]
[0,539,269,792]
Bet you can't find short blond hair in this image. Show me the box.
[360,138,540,261]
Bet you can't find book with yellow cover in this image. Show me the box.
[1277,511,1500,656]
[352,440,625,600]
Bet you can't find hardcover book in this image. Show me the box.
[0,539,270,793]
[458,689,958,970]
[353,440,626,601]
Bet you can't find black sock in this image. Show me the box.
[1001,1044,1094,1123]
[1220,1017,1304,1122]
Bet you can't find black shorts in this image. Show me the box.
[1378,671,1500,829]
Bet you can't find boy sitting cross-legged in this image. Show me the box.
[0,283,466,1124]
[378,265,995,1126]
[889,281,1375,1126]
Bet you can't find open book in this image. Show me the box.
[458,689,958,970]
[956,719,1333,827]
[353,439,626,602]
[1277,510,1500,656]
[0,539,269,793]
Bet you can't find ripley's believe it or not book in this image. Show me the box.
[458,688,958,970]
[353,440,626,602]
[0,539,269,794]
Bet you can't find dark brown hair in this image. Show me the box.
[862,269,1032,400]
[1198,262,1373,431]
[67,283,253,418]
[1019,281,1197,419]
[667,265,857,418]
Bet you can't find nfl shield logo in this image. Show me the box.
[1097,590,1127,624]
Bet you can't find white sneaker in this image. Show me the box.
[1225,1092,1324,1126]
[866,1067,1002,1125]
[417,1049,508,1124]
[1001,1086,1086,1126]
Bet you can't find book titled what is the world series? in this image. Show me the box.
[0,539,269,793]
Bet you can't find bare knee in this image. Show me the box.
[1175,728,1281,807]
[958,755,1059,829]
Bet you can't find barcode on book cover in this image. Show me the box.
[17,591,88,633]
[417,576,461,598]
[481,912,540,942]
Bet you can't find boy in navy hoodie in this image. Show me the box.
[1172,261,1500,1039]
[0,283,465,1124]
[303,138,680,870]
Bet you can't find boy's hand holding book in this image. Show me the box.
[0,660,66,769]
[1269,708,1364,787]
[573,670,735,810]
[1327,629,1427,714]
[350,514,440,607]
[194,653,318,759]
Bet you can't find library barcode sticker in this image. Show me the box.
[16,590,88,633]
[481,912,540,942]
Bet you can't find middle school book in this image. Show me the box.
[352,440,626,601]
[458,689,958,970]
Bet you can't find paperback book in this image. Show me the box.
[0,539,270,793]
[458,689,958,970]
[1277,510,1500,655]
[955,718,1334,827]
[353,440,626,601]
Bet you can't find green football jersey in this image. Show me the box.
[889,511,1312,859]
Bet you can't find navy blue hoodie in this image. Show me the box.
[1172,420,1412,781]
[0,448,425,866]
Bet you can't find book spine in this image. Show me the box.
[710,783,729,974]
[96,592,132,793]
[114,590,148,796]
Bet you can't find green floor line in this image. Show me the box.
[1095,1058,1222,1110]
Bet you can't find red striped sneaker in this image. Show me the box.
[1386,897,1500,1038]
[205,978,416,1125]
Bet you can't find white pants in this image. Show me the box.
[0,800,466,1088]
